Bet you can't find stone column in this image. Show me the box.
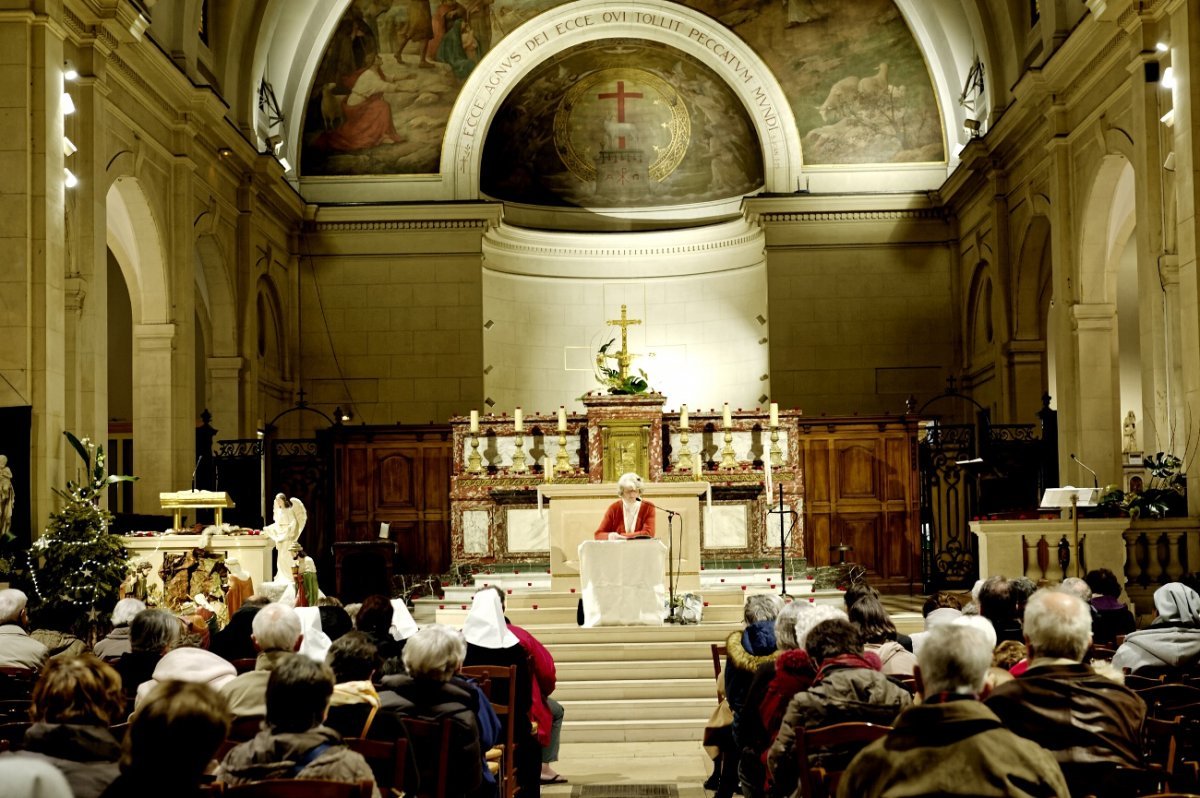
[1070,303,1120,484]
[207,355,245,437]
[132,322,176,513]
[0,9,68,531]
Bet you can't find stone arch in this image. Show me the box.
[442,0,802,197]
[1077,153,1133,304]
[964,261,994,362]
[105,177,169,325]
[254,274,289,381]
[1013,215,1051,341]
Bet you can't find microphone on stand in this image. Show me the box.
[191,456,203,492]
[640,496,679,517]
[1069,453,1100,489]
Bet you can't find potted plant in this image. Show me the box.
[1099,452,1187,519]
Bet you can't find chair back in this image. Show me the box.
[795,722,891,798]
[1060,763,1164,798]
[710,643,727,703]
[1136,685,1200,718]
[399,716,453,798]
[1125,674,1167,690]
[1142,716,1183,783]
[346,737,407,795]
[459,664,518,798]
[230,658,258,675]
[0,699,31,722]
[221,779,374,797]
[0,721,31,750]
[0,667,38,700]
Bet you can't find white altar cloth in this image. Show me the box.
[578,539,666,627]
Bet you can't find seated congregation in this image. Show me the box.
[708,571,1200,798]
[0,584,566,797]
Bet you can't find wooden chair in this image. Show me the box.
[399,716,453,798]
[710,643,727,703]
[0,721,31,750]
[460,664,519,798]
[0,699,31,722]
[230,658,258,674]
[1143,716,1185,792]
[795,722,891,798]
[1065,764,1165,798]
[346,737,408,796]
[1135,685,1200,718]
[1126,674,1168,690]
[221,779,374,798]
[0,667,38,701]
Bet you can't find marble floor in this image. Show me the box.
[542,740,712,796]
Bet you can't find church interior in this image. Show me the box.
[2,0,1200,792]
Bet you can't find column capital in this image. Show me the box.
[133,322,176,347]
[1069,302,1117,330]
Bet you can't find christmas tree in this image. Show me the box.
[27,432,137,636]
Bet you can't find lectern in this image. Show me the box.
[1039,486,1099,577]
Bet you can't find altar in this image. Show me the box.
[123,533,274,591]
[579,539,666,626]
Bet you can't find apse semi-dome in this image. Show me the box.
[479,38,764,213]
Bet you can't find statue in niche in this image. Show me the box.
[1122,411,1138,454]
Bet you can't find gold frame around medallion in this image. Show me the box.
[554,67,691,184]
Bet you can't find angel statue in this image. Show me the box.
[264,493,307,582]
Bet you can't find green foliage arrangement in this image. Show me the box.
[27,432,138,634]
[1099,452,1187,519]
[595,338,649,395]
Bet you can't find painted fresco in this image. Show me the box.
[300,0,943,177]
[479,40,762,207]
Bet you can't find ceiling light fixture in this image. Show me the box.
[63,137,77,157]
[64,168,78,188]
[61,92,75,115]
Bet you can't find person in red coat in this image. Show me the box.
[593,472,656,540]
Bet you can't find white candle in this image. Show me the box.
[514,407,523,432]
[769,402,779,427]
[558,405,567,432]
[723,403,732,428]
[692,451,701,476]
[469,410,479,433]
[679,404,689,429]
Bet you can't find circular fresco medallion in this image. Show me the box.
[553,66,691,184]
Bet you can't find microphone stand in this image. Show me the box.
[766,484,795,598]
[650,502,684,624]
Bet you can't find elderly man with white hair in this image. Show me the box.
[593,472,656,540]
[838,623,1069,797]
[221,602,304,718]
[986,589,1145,792]
[93,597,145,661]
[0,588,48,669]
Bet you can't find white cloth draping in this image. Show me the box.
[578,539,667,627]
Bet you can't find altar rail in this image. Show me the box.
[971,516,1200,615]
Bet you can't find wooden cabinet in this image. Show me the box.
[333,426,453,575]
[798,417,920,587]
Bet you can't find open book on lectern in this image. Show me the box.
[1039,486,1100,509]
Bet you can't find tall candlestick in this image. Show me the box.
[558,405,567,432]
[679,404,688,429]
[514,407,523,432]
[469,410,479,433]
[723,403,732,428]
[769,402,779,428]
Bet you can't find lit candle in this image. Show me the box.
[679,404,689,429]
[469,410,479,434]
[514,407,523,432]
[723,403,732,428]
[558,405,567,432]
[769,402,779,427]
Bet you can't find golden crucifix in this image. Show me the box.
[605,304,642,381]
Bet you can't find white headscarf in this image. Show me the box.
[462,590,519,649]
[294,606,331,662]
[390,598,419,641]
[1154,582,1200,625]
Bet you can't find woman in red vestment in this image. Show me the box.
[593,472,656,540]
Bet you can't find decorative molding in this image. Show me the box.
[759,209,946,222]
[107,52,174,125]
[310,219,490,233]
[482,231,762,259]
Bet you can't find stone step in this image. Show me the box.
[547,640,726,663]
[557,659,715,681]
[565,697,716,722]
[561,718,705,743]
[554,678,716,702]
